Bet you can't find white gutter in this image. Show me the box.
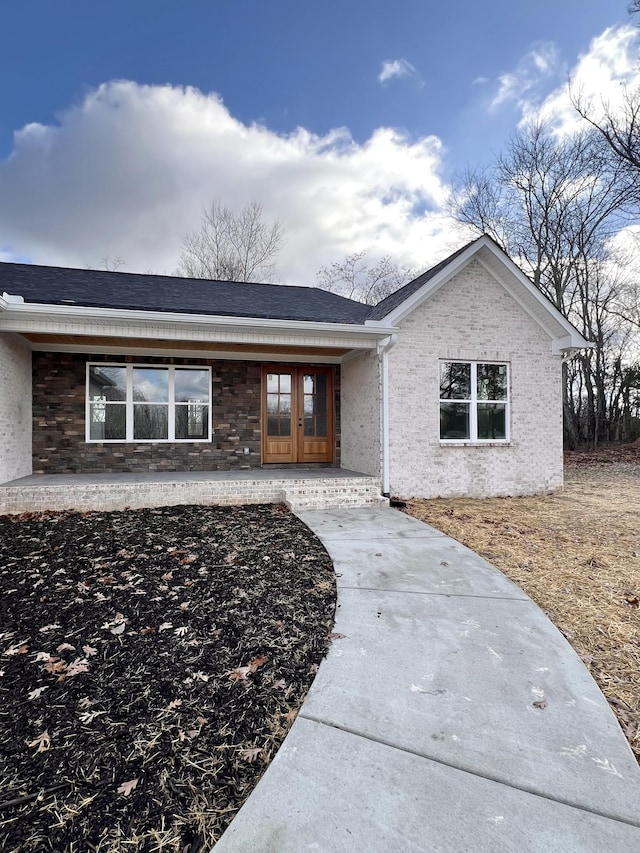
[377,334,398,497]
[0,297,396,339]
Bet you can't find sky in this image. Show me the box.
[0,1,637,284]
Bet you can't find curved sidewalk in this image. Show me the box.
[214,506,640,852]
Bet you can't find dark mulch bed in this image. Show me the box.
[0,503,336,852]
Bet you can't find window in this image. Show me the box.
[87,364,211,442]
[439,362,509,442]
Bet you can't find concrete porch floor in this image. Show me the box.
[0,468,386,515]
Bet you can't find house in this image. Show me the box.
[0,236,589,513]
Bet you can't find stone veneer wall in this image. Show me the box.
[0,332,33,483]
[387,259,564,499]
[32,353,341,475]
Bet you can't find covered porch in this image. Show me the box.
[0,467,386,515]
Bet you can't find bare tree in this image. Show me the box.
[573,83,640,173]
[176,200,284,282]
[316,251,413,305]
[570,2,640,173]
[451,119,640,447]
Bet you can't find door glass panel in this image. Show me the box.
[304,395,313,415]
[267,415,279,435]
[279,394,291,414]
[304,416,314,436]
[267,393,279,414]
[316,415,327,436]
[279,416,291,436]
[303,375,314,393]
[280,374,291,393]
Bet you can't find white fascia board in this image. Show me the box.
[2,300,396,340]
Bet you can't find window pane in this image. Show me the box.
[477,403,506,440]
[440,363,471,399]
[89,403,126,440]
[266,373,279,393]
[89,366,126,401]
[440,402,470,439]
[316,415,327,436]
[267,393,279,414]
[134,405,168,439]
[175,404,209,439]
[133,368,168,402]
[267,414,279,436]
[304,416,314,436]
[175,369,209,403]
[477,364,508,401]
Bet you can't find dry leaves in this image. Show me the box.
[228,655,269,682]
[116,778,138,797]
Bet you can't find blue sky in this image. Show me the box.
[0,1,636,281]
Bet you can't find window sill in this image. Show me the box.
[440,441,511,447]
[85,439,213,444]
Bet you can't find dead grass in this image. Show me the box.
[403,460,640,763]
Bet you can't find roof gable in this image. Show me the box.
[365,235,590,353]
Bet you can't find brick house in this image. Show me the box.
[0,236,588,510]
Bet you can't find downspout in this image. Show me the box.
[377,334,398,498]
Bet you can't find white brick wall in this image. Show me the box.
[340,351,382,476]
[0,332,32,484]
[387,259,564,498]
[0,475,385,515]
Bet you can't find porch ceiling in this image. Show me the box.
[21,332,351,361]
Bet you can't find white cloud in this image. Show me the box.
[0,81,468,284]
[378,59,420,85]
[490,42,561,111]
[530,25,640,136]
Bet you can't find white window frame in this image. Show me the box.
[86,363,212,443]
[439,360,510,444]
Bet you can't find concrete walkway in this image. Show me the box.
[214,507,640,852]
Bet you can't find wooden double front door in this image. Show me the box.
[262,366,335,464]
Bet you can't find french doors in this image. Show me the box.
[262,366,334,463]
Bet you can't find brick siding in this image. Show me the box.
[340,350,381,477]
[31,353,340,474]
[0,332,32,483]
[387,259,563,498]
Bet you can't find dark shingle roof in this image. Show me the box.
[366,239,479,320]
[0,263,372,325]
[0,240,485,327]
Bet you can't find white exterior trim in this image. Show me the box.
[377,335,397,495]
[86,363,213,444]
